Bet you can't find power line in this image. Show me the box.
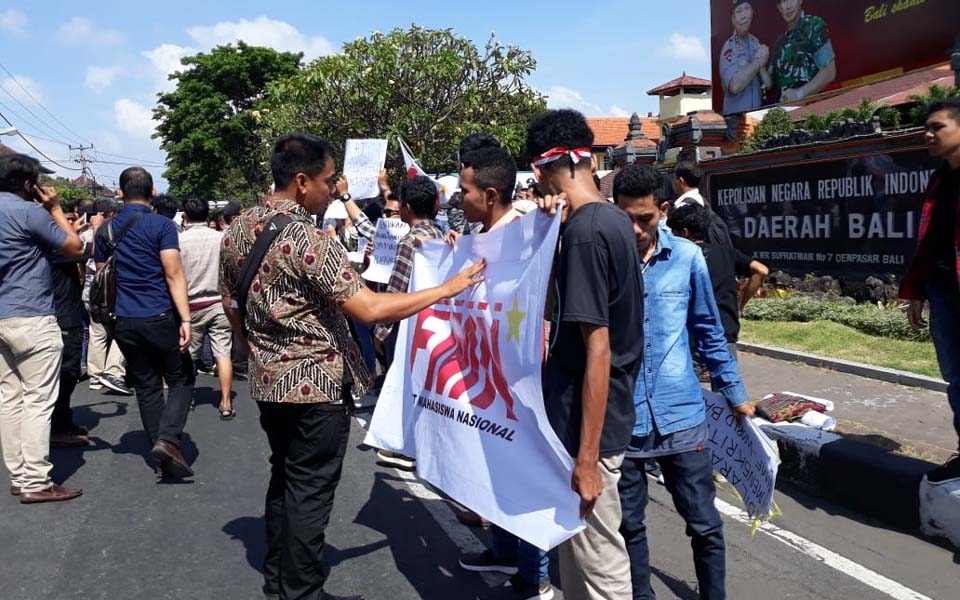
[0,60,91,145]
[0,109,81,171]
[96,149,167,165]
[0,95,73,145]
[18,131,71,147]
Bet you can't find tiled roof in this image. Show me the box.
[647,74,712,95]
[789,65,954,120]
[587,117,661,147]
[0,143,16,156]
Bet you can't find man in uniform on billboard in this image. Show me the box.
[719,0,771,114]
[769,0,836,104]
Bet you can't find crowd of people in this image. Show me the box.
[0,97,958,600]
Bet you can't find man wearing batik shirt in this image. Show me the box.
[769,0,837,103]
[219,133,484,600]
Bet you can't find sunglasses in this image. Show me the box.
[383,209,400,217]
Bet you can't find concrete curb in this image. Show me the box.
[738,342,948,393]
[760,421,960,550]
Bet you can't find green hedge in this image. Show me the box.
[742,297,931,343]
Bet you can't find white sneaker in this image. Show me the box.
[376,450,416,470]
[89,377,103,390]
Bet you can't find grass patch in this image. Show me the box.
[739,320,942,379]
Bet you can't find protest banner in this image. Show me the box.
[703,390,779,519]
[324,199,349,220]
[343,139,388,200]
[361,218,410,284]
[365,209,583,550]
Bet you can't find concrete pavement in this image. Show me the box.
[0,376,956,600]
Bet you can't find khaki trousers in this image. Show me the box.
[87,318,124,380]
[0,315,63,492]
[559,453,633,600]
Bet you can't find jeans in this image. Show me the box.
[619,447,726,600]
[491,526,549,585]
[114,313,193,447]
[928,281,960,450]
[351,318,376,372]
[52,327,83,435]
[259,398,351,600]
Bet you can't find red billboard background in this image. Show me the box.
[710,0,960,115]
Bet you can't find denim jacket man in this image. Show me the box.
[613,164,752,600]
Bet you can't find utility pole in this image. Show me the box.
[69,144,96,195]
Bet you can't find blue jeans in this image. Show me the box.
[491,526,549,585]
[619,446,726,600]
[352,318,376,372]
[928,282,960,450]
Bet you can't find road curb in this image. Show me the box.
[737,342,948,393]
[760,421,959,550]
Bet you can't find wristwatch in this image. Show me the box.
[340,193,352,202]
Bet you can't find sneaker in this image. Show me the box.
[926,453,960,485]
[478,575,555,600]
[101,375,133,396]
[376,450,416,470]
[459,550,518,575]
[89,377,103,390]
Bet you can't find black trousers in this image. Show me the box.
[259,398,351,600]
[114,313,193,447]
[51,326,83,435]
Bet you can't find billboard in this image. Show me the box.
[710,148,941,280]
[710,0,960,116]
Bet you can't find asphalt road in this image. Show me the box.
[0,377,956,600]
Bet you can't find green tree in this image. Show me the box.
[153,42,302,203]
[797,98,901,132]
[742,108,796,152]
[260,25,546,180]
[908,84,960,126]
[39,174,94,208]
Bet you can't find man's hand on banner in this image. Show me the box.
[537,193,569,222]
[732,402,756,424]
[572,460,604,519]
[441,259,487,297]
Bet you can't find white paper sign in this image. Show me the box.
[361,219,410,284]
[703,390,779,518]
[324,199,348,220]
[343,139,388,200]
[365,210,583,550]
[347,237,369,265]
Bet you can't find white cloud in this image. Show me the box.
[1,75,44,105]
[608,105,630,118]
[185,16,335,61]
[57,17,125,46]
[84,66,123,93]
[0,9,26,34]
[658,33,709,62]
[114,98,156,139]
[544,86,628,118]
[142,44,197,92]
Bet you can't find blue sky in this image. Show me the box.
[0,0,711,189]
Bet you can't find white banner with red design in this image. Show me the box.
[364,209,584,550]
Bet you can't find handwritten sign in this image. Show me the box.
[343,139,388,200]
[361,218,410,283]
[703,390,779,518]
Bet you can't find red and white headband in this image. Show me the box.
[532,146,592,167]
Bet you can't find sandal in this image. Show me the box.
[219,407,236,421]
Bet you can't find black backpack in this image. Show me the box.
[88,213,143,327]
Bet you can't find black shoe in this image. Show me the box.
[101,375,133,396]
[459,549,518,575]
[926,453,960,485]
[233,370,249,382]
[478,575,555,600]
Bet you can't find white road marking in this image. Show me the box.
[714,498,934,600]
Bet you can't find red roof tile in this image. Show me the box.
[0,143,16,156]
[586,117,661,147]
[647,74,712,96]
[790,65,954,120]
